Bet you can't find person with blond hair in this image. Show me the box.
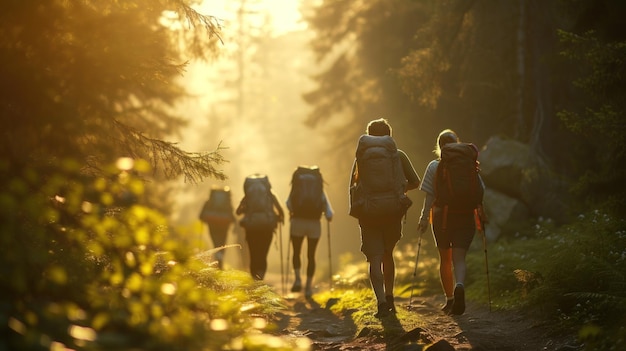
[418,129,484,315]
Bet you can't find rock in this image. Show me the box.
[479,135,531,198]
[482,188,530,241]
[425,339,456,351]
[479,135,571,225]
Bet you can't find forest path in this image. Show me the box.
[265,281,579,351]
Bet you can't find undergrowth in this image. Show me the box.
[465,208,626,351]
[0,160,292,351]
[324,208,626,350]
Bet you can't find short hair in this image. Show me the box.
[435,129,459,157]
[366,118,392,136]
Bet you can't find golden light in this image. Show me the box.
[81,201,93,213]
[68,325,97,341]
[197,0,305,36]
[8,317,25,334]
[116,157,134,171]
[251,317,267,329]
[210,318,229,331]
[161,283,177,295]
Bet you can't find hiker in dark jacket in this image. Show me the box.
[199,185,236,269]
[418,129,485,315]
[349,118,421,318]
[236,175,285,281]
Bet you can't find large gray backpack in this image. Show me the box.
[349,135,411,220]
[240,174,278,231]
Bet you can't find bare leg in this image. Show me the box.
[452,247,468,285]
[438,248,454,297]
[291,236,304,291]
[382,251,397,312]
[305,237,320,296]
[369,255,386,304]
[451,247,468,315]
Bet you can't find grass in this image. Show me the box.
[311,207,626,351]
[464,208,626,350]
[4,160,624,350]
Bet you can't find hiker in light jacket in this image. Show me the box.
[417,129,485,315]
[286,172,334,298]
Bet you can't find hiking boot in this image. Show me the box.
[451,285,465,315]
[441,299,454,314]
[291,280,302,293]
[386,295,397,313]
[374,302,391,318]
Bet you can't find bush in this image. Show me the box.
[465,208,626,350]
[0,159,285,350]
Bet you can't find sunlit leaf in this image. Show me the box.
[94,178,107,192]
[126,273,143,292]
[69,325,96,341]
[128,179,145,196]
[92,313,109,330]
[134,159,151,173]
[110,272,124,286]
[135,228,149,245]
[101,192,114,206]
[125,251,136,268]
[140,262,153,275]
[47,266,68,285]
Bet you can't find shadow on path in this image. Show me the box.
[273,293,358,350]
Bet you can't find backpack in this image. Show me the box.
[289,165,324,219]
[434,142,484,212]
[240,174,278,231]
[199,186,234,225]
[349,135,412,219]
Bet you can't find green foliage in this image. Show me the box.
[0,160,286,350]
[320,240,441,339]
[465,208,626,350]
[557,29,626,213]
[330,241,442,299]
[303,0,432,146]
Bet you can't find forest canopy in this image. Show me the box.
[303,0,626,213]
[0,0,225,182]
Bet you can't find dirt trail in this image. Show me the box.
[271,291,580,351]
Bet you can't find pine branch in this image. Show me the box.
[114,120,227,183]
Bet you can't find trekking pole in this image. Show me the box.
[408,227,423,308]
[327,219,333,290]
[278,224,285,296]
[482,226,492,312]
[285,234,291,293]
[476,207,492,312]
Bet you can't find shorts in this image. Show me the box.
[431,207,475,250]
[290,217,322,239]
[359,219,402,261]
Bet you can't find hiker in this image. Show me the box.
[286,165,334,298]
[236,174,285,281]
[417,129,485,315]
[198,185,236,269]
[349,118,421,318]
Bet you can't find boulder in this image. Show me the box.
[478,135,531,198]
[479,135,571,224]
[482,188,530,241]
